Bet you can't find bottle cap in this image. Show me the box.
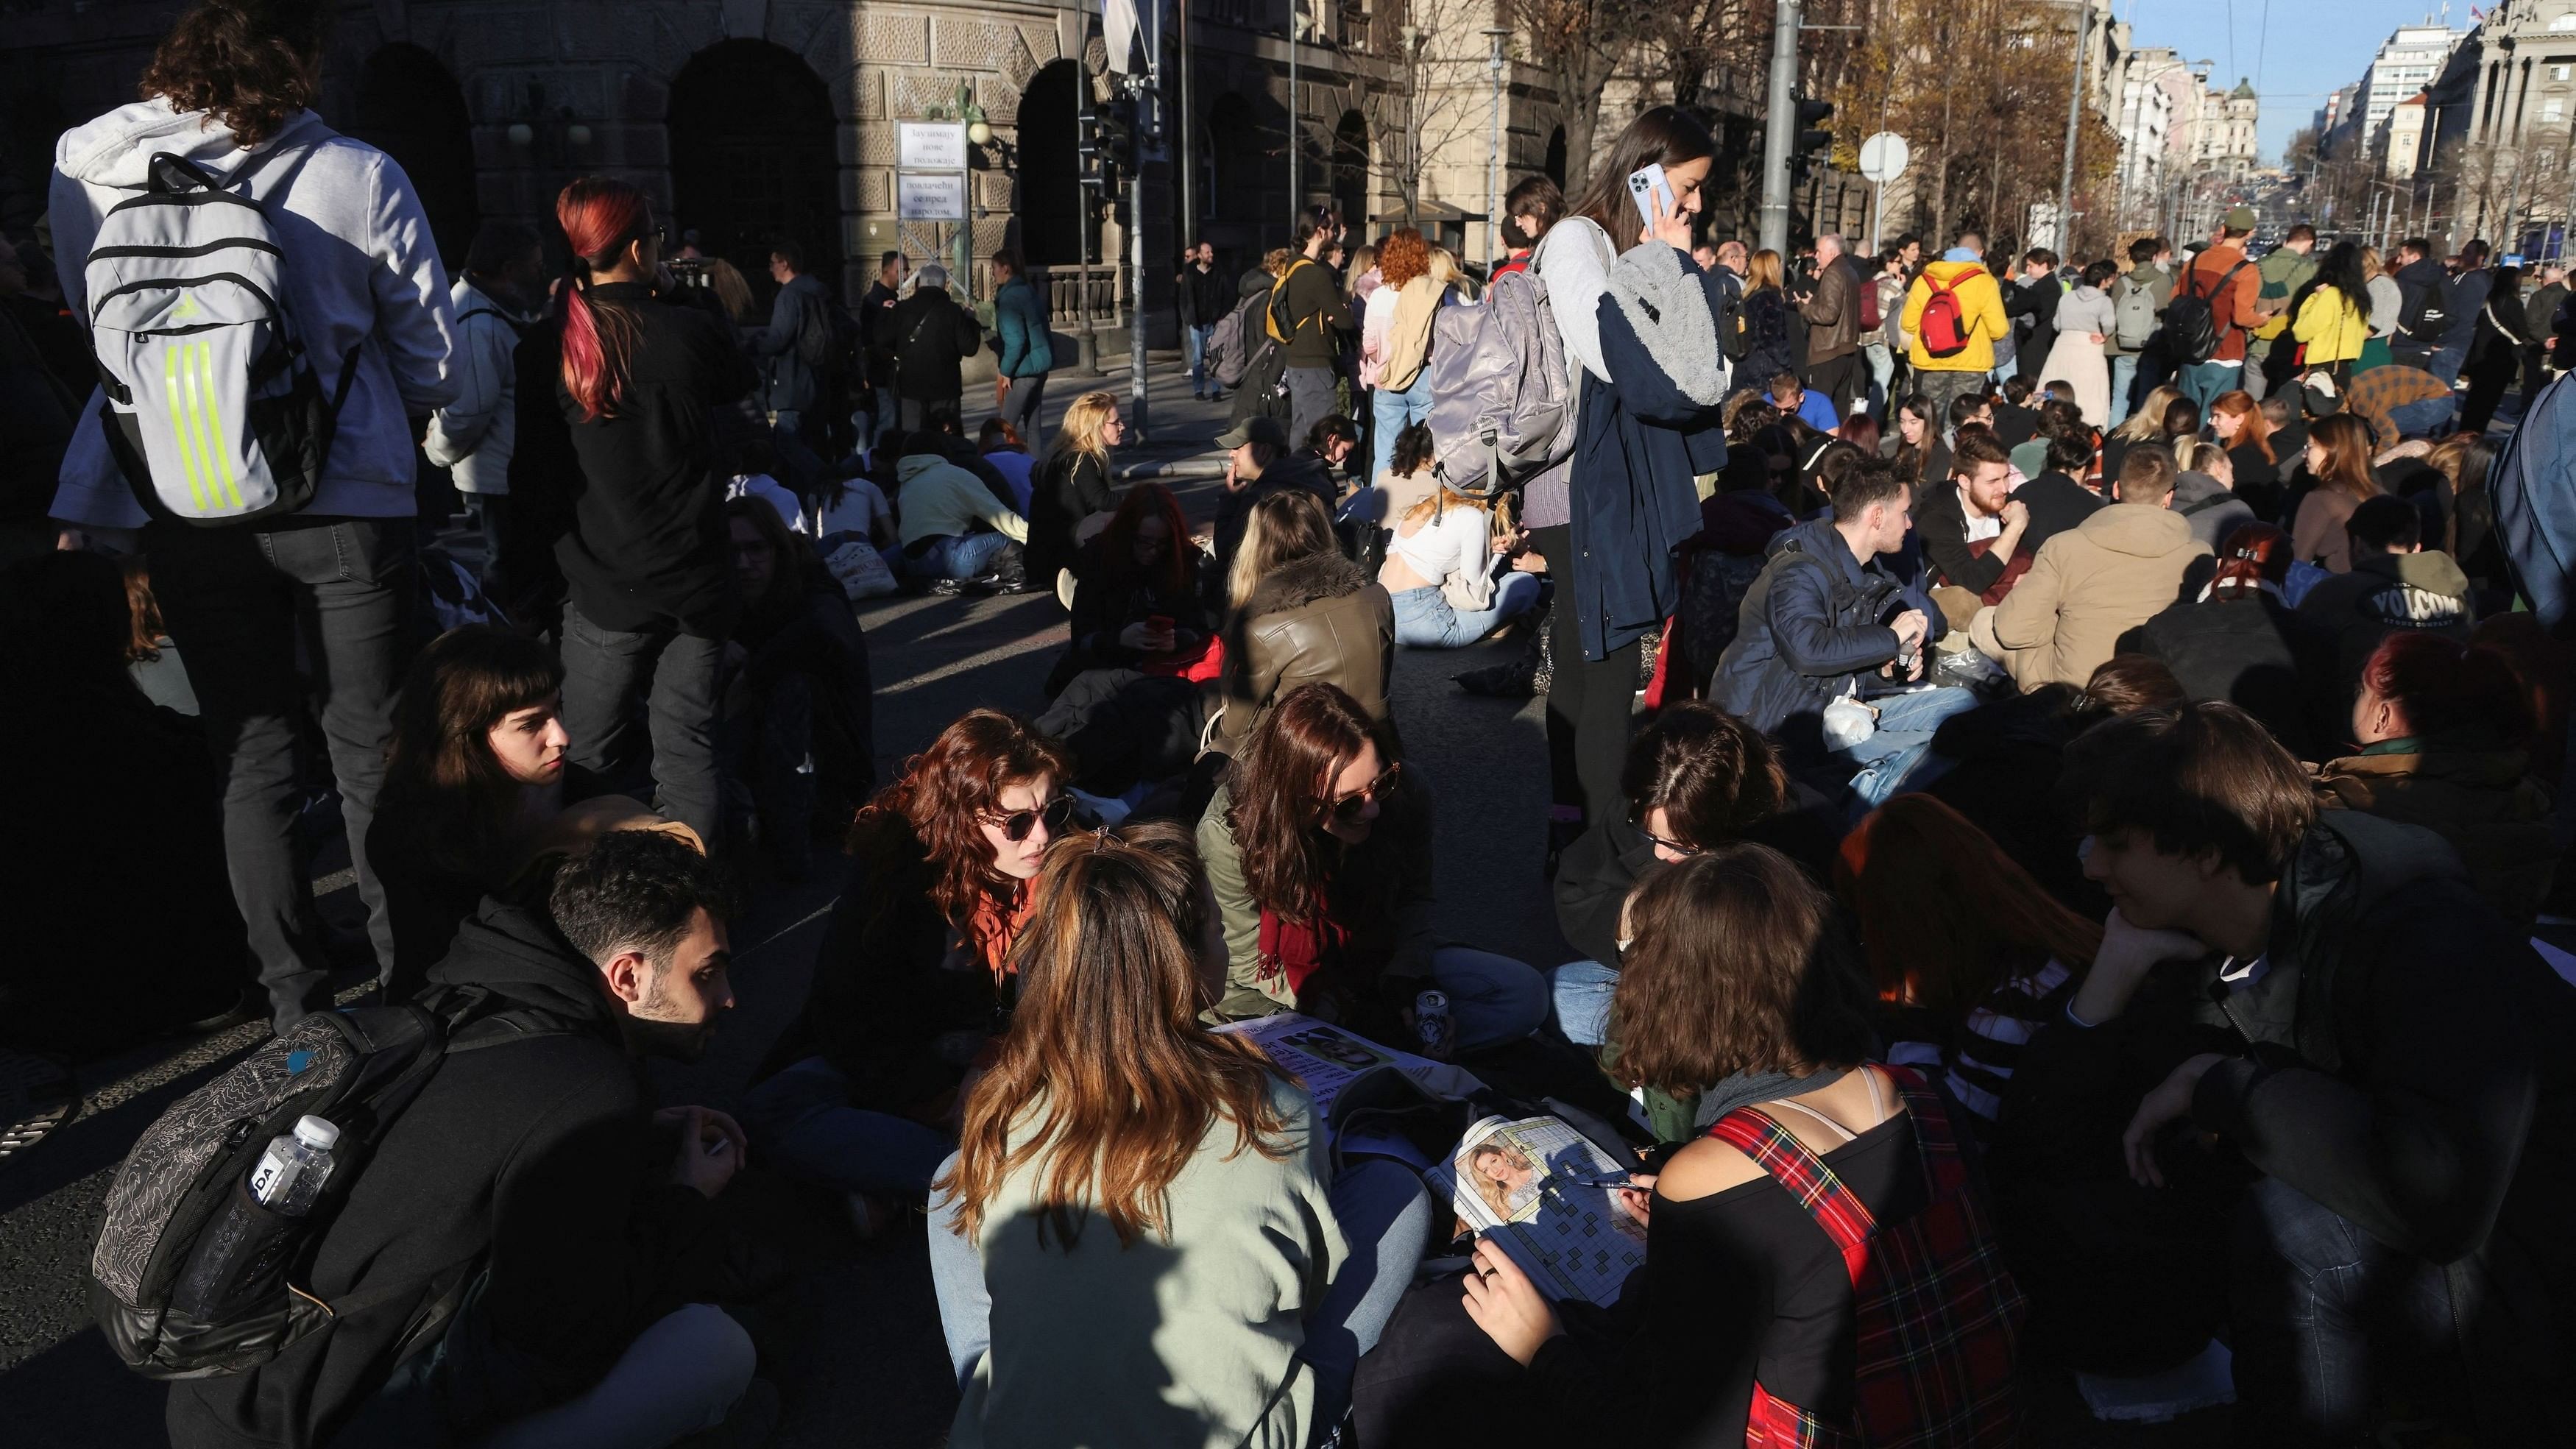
[293,1116,342,1152]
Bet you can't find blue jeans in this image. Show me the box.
[1834,686,1980,809]
[2179,359,2243,408]
[1389,573,1540,648]
[1186,322,1217,394]
[1548,960,1621,1047]
[1370,371,1434,482]
[2429,342,2468,386]
[1425,943,1551,1050]
[925,1153,1432,1433]
[903,532,1012,581]
[1862,341,1896,417]
[2109,354,2140,425]
[2384,392,2460,440]
[736,1056,953,1197]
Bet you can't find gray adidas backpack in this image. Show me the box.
[1422,263,1574,498]
[2113,273,2159,352]
[86,150,361,526]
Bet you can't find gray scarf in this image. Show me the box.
[1688,1063,1854,1131]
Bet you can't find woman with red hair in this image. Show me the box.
[548,177,758,850]
[2114,521,2340,759]
[742,709,1076,1198]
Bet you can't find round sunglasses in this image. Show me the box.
[983,795,1074,843]
[1323,762,1401,824]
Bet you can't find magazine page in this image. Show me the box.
[1432,1115,1647,1307]
[1211,1012,1458,1119]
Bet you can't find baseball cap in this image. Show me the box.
[1216,416,1288,450]
[2222,206,2257,231]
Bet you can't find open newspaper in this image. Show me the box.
[1431,1114,1647,1308]
[1211,1012,1487,1167]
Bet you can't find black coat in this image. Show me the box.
[169,905,770,1448]
[1178,263,1234,327]
[1920,687,2109,917]
[1738,288,1799,392]
[1553,806,1846,967]
[1028,449,1115,588]
[885,288,983,403]
[2115,594,2340,760]
[1711,517,1939,761]
[737,563,877,817]
[2010,275,2062,383]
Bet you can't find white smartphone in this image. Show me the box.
[1627,163,1676,232]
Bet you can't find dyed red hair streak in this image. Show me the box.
[849,709,1073,931]
[555,177,654,422]
[2363,632,2533,745]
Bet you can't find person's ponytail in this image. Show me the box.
[554,177,651,422]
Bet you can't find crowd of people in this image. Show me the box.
[7,2,2576,1447]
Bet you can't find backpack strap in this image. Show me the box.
[1879,1064,1968,1198]
[1708,1092,1881,1286]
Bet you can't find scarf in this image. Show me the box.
[965,880,1036,988]
[1690,1064,1855,1130]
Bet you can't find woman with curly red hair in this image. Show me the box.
[743,709,1075,1198]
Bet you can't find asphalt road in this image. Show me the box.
[0,366,1571,1448]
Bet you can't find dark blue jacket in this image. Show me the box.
[1567,245,1730,662]
[1712,515,1939,760]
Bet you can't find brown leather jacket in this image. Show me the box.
[2313,743,2560,930]
[1214,550,1395,751]
[1800,254,1863,364]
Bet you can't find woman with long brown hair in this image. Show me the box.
[928,820,1431,1445]
[550,176,759,849]
[1443,845,2023,1446]
[743,709,1073,1199]
[2292,411,2381,572]
[1198,683,1546,1052]
[2206,389,2282,520]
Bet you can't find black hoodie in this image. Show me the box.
[169,905,751,1449]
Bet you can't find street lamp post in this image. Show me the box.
[2056,0,2091,254]
[1288,2,1305,227]
[1485,27,1510,269]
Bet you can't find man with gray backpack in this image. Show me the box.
[2106,236,2174,426]
[47,0,459,1031]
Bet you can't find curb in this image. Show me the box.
[1115,455,1231,481]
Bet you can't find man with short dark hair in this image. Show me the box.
[750,238,836,467]
[1178,239,1231,399]
[2009,247,2063,386]
[857,249,909,446]
[174,830,779,1449]
[1767,369,1841,431]
[2025,701,2576,1445]
[2295,493,2473,689]
[2430,238,2493,386]
[2176,208,2263,408]
[1275,210,1351,443]
[2107,237,2176,425]
[1975,443,2209,689]
[1714,458,1970,805]
[2388,237,2448,370]
[2248,222,2318,398]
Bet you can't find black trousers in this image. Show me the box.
[1529,523,1640,825]
[1803,350,1866,423]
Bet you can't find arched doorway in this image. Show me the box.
[668,40,839,311]
[1545,126,1568,191]
[1209,91,1263,224]
[344,45,477,269]
[1020,60,1087,268]
[1331,110,1368,231]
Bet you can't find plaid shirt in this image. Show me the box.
[1709,1066,2026,1447]
[2343,364,2449,449]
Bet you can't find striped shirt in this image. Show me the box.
[1886,958,2078,1135]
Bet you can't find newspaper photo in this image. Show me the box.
[1432,1114,1647,1307]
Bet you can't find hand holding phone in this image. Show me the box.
[1627,164,1691,250]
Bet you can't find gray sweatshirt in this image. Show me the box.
[49,99,457,528]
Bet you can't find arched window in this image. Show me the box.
[668,41,840,309]
[1019,61,1088,267]
[344,45,476,269]
[1331,110,1368,231]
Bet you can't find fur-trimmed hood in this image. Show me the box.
[1242,549,1372,619]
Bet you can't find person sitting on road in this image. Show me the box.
[1376,427,1545,649]
[1549,701,1847,1048]
[2114,522,2340,759]
[1972,444,2211,692]
[977,418,1036,517]
[2290,412,2384,574]
[1765,369,1841,432]
[895,432,1031,591]
[203,830,780,1449]
[1198,683,1548,1055]
[717,497,874,880]
[1036,483,1217,793]
[1210,414,1338,575]
[1027,390,1124,605]
[1426,846,2023,1448]
[742,710,1075,1202]
[1917,429,2038,620]
[2295,492,2474,692]
[927,819,1431,1445]
[1213,489,1395,756]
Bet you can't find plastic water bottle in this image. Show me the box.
[247,1115,340,1216]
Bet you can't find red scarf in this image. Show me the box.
[965,881,1036,988]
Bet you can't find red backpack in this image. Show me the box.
[1708,1066,2025,1448]
[1858,277,1883,331]
[1917,272,1972,358]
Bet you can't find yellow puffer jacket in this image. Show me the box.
[2291,286,2369,366]
[1900,260,2011,373]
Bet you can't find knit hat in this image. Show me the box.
[2222,206,2257,232]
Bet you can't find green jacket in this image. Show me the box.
[1197,779,1438,1021]
[2254,247,2319,345]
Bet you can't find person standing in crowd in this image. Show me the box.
[2107,237,2176,426]
[2359,245,2405,369]
[2290,241,2372,394]
[888,263,982,431]
[990,249,1053,446]
[2176,208,2263,408]
[1864,247,1911,417]
[188,829,778,1449]
[2387,236,2449,371]
[1274,208,1349,444]
[2248,223,2318,398]
[551,177,757,849]
[748,238,832,468]
[857,249,908,444]
[1799,231,1865,422]
[2431,239,2492,389]
[1178,238,1231,400]
[425,219,542,589]
[1900,229,2011,419]
[1360,228,1442,484]
[2461,261,2534,436]
[1494,174,1564,280]
[2049,703,2575,1445]
[1737,248,1800,393]
[2042,260,2117,426]
[2009,248,2063,386]
[1025,389,1122,602]
[46,0,458,1027]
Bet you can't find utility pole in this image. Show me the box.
[1758,0,1800,254]
[1486,27,1510,269]
[1178,0,1194,251]
[2057,0,2091,254]
[1287,1,1303,227]
[1130,10,1157,440]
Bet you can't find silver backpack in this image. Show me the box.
[86,149,360,525]
[1423,263,1574,499]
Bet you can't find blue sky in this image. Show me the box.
[2117,0,2471,164]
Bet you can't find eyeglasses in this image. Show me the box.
[983,795,1074,843]
[1323,762,1401,823]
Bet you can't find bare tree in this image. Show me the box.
[1367,0,1501,225]
[1510,0,1638,195]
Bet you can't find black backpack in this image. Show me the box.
[795,288,848,374]
[2164,259,2250,366]
[1716,285,1751,362]
[90,991,558,1380]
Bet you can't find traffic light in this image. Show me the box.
[1790,96,1834,188]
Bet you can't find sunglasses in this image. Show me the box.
[1640,828,1702,857]
[1323,762,1401,823]
[984,795,1074,843]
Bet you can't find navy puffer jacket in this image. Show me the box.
[1712,515,1940,761]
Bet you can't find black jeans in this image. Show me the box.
[1529,523,1640,825]
[145,515,414,1026]
[559,602,723,848]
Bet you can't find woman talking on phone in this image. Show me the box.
[1529,107,1733,874]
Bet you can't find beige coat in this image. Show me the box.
[1983,502,2211,690]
